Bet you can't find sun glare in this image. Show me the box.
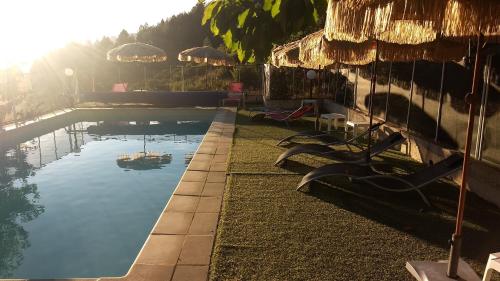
[0,0,198,69]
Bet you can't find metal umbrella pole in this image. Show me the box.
[435,61,446,142]
[143,64,147,90]
[206,61,209,90]
[447,33,484,278]
[366,40,379,163]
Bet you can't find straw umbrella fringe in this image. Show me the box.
[178,46,234,89]
[271,40,302,68]
[324,0,500,44]
[107,42,167,63]
[292,29,466,67]
[321,37,467,63]
[178,46,235,66]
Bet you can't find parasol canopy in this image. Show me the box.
[178,46,234,66]
[324,0,500,44]
[106,42,167,63]
[271,40,302,68]
[106,42,167,90]
[271,29,466,68]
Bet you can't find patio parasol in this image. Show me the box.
[272,28,466,135]
[322,0,500,279]
[178,46,235,89]
[107,42,167,90]
[272,40,303,68]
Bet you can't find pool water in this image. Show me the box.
[0,109,215,279]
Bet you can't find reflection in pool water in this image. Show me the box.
[0,113,212,279]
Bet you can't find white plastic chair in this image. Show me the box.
[483,252,500,281]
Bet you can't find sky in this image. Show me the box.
[0,0,199,69]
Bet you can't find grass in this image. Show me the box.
[209,110,500,281]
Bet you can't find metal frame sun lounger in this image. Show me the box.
[276,122,384,146]
[296,153,464,207]
[274,132,406,166]
[251,105,314,127]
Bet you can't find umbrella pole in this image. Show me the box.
[435,61,446,142]
[206,61,209,90]
[447,33,483,279]
[366,40,379,163]
[385,62,392,121]
[143,65,147,90]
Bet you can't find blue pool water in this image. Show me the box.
[0,109,215,279]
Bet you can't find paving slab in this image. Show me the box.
[174,181,204,196]
[177,235,215,265]
[181,171,208,182]
[152,212,194,235]
[171,266,209,281]
[135,235,185,266]
[196,197,222,213]
[206,172,226,183]
[165,195,200,212]
[201,182,225,197]
[187,161,211,171]
[188,213,219,235]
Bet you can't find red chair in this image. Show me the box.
[222,82,245,107]
[112,83,128,92]
[251,105,314,127]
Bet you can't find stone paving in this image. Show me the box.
[2,107,236,281]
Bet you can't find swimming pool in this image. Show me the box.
[0,108,216,279]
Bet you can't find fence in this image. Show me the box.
[265,54,500,166]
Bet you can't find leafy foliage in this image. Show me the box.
[202,0,327,63]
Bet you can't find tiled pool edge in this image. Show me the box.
[99,107,236,281]
[1,107,236,281]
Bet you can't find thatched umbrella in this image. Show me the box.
[297,28,466,162]
[272,40,303,68]
[107,42,167,90]
[178,46,234,89]
[271,28,466,133]
[323,0,500,279]
[324,0,499,44]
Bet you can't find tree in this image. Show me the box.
[115,29,135,46]
[136,3,221,63]
[202,0,327,63]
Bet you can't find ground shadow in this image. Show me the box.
[366,92,459,149]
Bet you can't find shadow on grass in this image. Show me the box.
[294,170,500,263]
[235,109,500,262]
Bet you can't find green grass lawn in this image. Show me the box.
[209,110,500,281]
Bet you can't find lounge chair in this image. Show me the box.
[276,122,384,146]
[296,153,464,206]
[274,132,406,166]
[251,105,314,127]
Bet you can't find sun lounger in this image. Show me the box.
[276,122,384,146]
[251,105,314,127]
[274,132,406,166]
[296,153,464,206]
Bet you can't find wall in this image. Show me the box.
[81,91,227,107]
[320,56,500,207]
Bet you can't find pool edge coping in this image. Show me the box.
[1,107,236,281]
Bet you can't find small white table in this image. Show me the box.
[345,120,371,137]
[319,113,345,131]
